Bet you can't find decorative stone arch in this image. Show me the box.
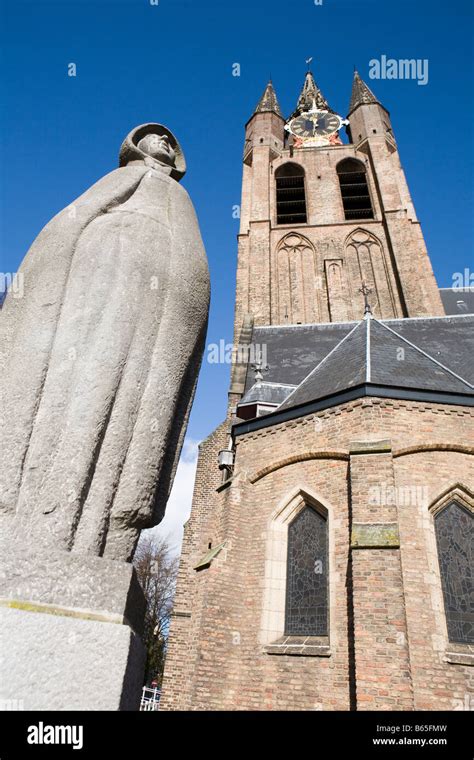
[259,486,335,651]
[344,227,397,318]
[275,232,320,324]
[343,226,383,249]
[426,484,474,651]
[394,444,474,459]
[428,482,474,517]
[249,450,349,484]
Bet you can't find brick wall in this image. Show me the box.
[161,398,473,710]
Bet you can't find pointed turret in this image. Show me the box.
[293,71,334,116]
[346,69,393,149]
[253,80,282,118]
[348,70,380,114]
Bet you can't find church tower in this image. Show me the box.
[161,71,474,712]
[235,70,443,338]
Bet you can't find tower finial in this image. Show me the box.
[306,56,313,71]
[253,80,283,118]
[348,70,380,115]
[359,282,374,317]
[292,69,333,117]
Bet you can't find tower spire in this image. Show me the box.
[348,70,380,114]
[253,80,283,118]
[293,70,334,116]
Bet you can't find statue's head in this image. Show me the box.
[119,123,186,180]
[137,133,176,166]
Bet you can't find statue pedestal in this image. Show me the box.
[0,536,146,710]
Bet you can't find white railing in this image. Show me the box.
[140,686,161,711]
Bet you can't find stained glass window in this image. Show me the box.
[285,506,328,636]
[434,501,473,645]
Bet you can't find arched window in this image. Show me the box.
[275,163,307,225]
[337,158,374,220]
[285,506,328,636]
[434,501,473,644]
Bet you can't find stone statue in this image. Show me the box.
[0,123,210,562]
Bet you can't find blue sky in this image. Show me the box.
[1,0,473,451]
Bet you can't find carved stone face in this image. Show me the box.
[137,133,176,167]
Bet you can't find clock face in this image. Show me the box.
[289,114,317,138]
[287,109,346,144]
[313,111,342,136]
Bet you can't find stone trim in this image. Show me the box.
[428,483,474,517]
[265,635,331,657]
[194,542,226,571]
[444,650,474,667]
[259,487,335,648]
[351,523,400,549]
[423,486,474,667]
[349,439,391,454]
[249,450,349,484]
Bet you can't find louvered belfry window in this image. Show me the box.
[285,506,329,636]
[276,163,307,225]
[337,158,374,220]
[434,501,474,645]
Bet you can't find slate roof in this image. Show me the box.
[236,314,474,428]
[278,317,473,412]
[253,81,283,118]
[348,71,381,115]
[439,288,474,315]
[239,382,296,406]
[244,322,355,393]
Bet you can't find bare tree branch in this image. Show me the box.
[134,533,179,686]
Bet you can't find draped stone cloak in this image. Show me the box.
[0,124,210,561]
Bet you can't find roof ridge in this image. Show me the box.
[253,313,474,332]
[373,318,474,390]
[366,317,371,382]
[253,381,297,389]
[276,320,363,409]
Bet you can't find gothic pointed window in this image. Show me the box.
[275,163,307,225]
[434,501,474,644]
[337,158,373,220]
[285,506,328,636]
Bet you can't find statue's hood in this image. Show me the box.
[119,123,186,181]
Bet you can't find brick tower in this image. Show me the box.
[160,71,474,711]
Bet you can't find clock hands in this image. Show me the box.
[286,104,349,143]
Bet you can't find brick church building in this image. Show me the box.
[161,71,474,710]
